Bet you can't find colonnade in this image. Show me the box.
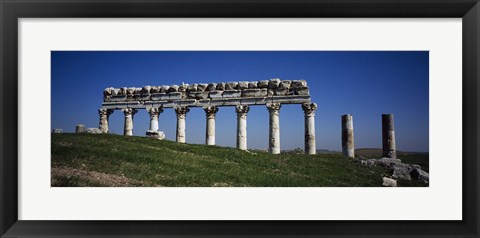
[98,102,318,154]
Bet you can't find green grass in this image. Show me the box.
[51,133,428,187]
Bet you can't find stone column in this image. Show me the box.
[235,105,250,150]
[204,106,218,145]
[341,114,355,158]
[267,102,281,154]
[175,106,190,143]
[302,103,317,155]
[382,114,396,159]
[98,108,113,133]
[122,108,137,136]
[147,107,163,131]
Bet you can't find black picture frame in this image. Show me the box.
[1,0,479,237]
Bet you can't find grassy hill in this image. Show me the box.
[51,133,428,187]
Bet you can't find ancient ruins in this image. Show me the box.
[99,78,318,154]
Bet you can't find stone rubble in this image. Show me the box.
[146,130,165,140]
[103,78,310,102]
[86,128,102,134]
[355,157,429,184]
[52,128,63,133]
[382,177,397,187]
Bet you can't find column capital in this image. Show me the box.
[98,108,114,117]
[302,102,317,116]
[147,107,164,118]
[203,106,219,119]
[266,102,281,112]
[235,105,250,115]
[122,108,138,116]
[175,106,190,119]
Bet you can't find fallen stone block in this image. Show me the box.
[86,128,102,134]
[392,163,413,180]
[52,128,63,133]
[146,130,165,140]
[382,177,397,187]
[75,124,85,133]
[411,168,429,183]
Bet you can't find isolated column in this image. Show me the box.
[204,106,218,145]
[267,102,281,154]
[382,114,397,159]
[98,108,113,133]
[341,114,355,158]
[147,107,163,131]
[302,103,317,155]
[175,106,190,143]
[235,105,250,150]
[122,108,138,136]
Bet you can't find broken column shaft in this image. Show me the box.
[341,114,355,158]
[382,114,396,159]
[98,108,113,133]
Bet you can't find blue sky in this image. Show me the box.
[51,51,429,152]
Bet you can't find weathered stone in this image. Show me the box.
[188,91,209,99]
[99,108,113,133]
[146,130,165,140]
[242,88,266,97]
[204,106,218,145]
[112,88,121,96]
[342,114,355,158]
[150,93,167,100]
[122,108,138,136]
[382,177,397,187]
[279,80,291,90]
[168,85,179,92]
[206,83,217,91]
[141,86,151,94]
[382,114,397,159]
[302,103,317,155]
[237,81,249,90]
[411,168,429,183]
[187,84,198,92]
[267,102,281,154]
[160,86,170,93]
[268,78,281,89]
[236,105,249,150]
[175,106,190,143]
[209,91,223,98]
[86,128,102,134]
[291,80,307,89]
[223,90,242,98]
[150,86,161,93]
[392,164,412,180]
[53,128,63,133]
[119,87,128,95]
[216,83,225,91]
[375,157,402,169]
[147,107,163,131]
[258,80,269,88]
[197,83,208,91]
[248,81,258,88]
[178,84,188,92]
[75,124,85,133]
[225,82,238,90]
[295,87,309,95]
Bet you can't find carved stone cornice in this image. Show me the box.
[302,103,317,117]
[203,106,219,119]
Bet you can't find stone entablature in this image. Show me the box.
[102,78,310,109]
[98,78,317,155]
